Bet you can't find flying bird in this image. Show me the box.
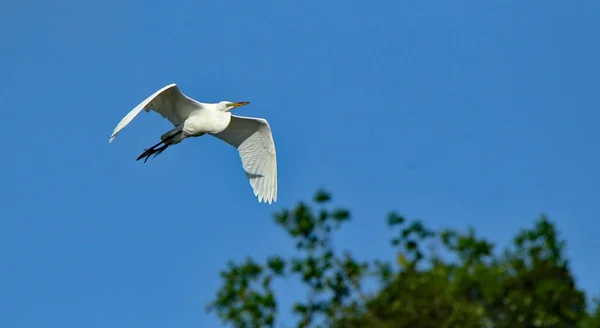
[109,83,277,204]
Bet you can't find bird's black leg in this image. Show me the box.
[136,139,165,162]
[140,143,170,163]
[136,131,182,163]
[151,144,170,158]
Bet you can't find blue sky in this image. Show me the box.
[2,0,599,326]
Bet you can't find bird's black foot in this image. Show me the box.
[136,143,170,163]
[136,148,154,163]
[136,131,182,163]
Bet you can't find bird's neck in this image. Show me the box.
[201,102,227,112]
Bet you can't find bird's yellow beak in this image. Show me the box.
[231,101,250,108]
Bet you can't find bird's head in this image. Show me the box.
[219,101,250,112]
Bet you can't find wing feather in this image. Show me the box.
[109,84,191,142]
[211,115,278,204]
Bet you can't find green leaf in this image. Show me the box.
[387,212,405,227]
[267,256,286,275]
[314,189,331,203]
[332,209,350,222]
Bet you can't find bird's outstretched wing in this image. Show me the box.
[109,84,191,143]
[212,115,278,204]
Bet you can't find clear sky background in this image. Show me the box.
[2,0,599,327]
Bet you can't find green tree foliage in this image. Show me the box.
[207,189,600,327]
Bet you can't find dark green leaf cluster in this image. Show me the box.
[207,257,280,327]
[208,189,600,328]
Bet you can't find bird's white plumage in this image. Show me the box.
[109,83,278,204]
[109,84,193,143]
[212,115,278,204]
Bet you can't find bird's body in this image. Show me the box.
[109,83,278,204]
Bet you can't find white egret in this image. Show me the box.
[109,83,277,204]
